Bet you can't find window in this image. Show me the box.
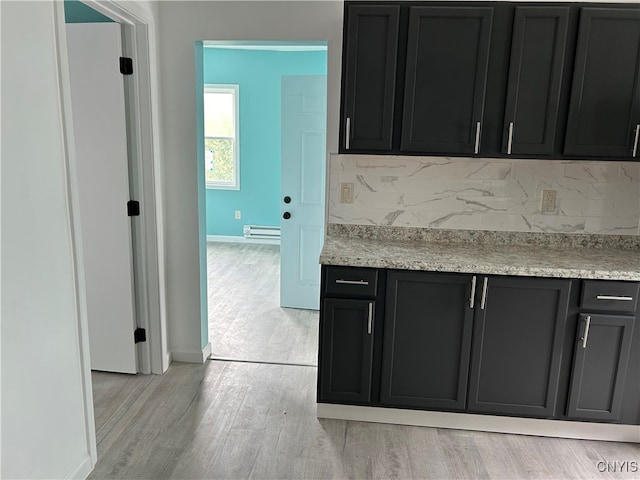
[204,84,239,189]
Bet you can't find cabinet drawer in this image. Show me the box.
[324,266,378,298]
[581,281,639,312]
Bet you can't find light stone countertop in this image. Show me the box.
[320,230,640,281]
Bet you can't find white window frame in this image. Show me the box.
[204,84,240,190]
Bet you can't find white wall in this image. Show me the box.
[157,1,343,358]
[1,1,95,478]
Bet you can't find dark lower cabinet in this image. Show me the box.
[467,276,571,417]
[502,7,569,155]
[564,8,640,157]
[401,6,493,154]
[380,271,475,410]
[566,313,635,422]
[318,298,375,404]
[318,265,639,426]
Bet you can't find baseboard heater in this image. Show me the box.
[243,225,281,240]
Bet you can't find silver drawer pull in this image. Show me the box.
[470,276,477,309]
[335,279,369,286]
[596,295,634,301]
[474,121,482,154]
[581,316,591,349]
[345,117,351,150]
[480,277,488,310]
[507,122,514,155]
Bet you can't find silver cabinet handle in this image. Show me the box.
[470,276,477,309]
[474,121,482,154]
[581,315,591,349]
[335,279,369,286]
[345,117,351,150]
[633,124,640,157]
[367,302,373,335]
[596,295,633,301]
[507,122,514,155]
[480,277,488,310]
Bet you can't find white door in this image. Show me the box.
[66,23,137,373]
[280,75,327,310]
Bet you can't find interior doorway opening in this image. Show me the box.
[198,41,328,365]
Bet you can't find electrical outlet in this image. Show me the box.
[541,190,557,213]
[235,210,241,220]
[340,183,354,203]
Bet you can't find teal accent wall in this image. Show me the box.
[64,0,114,23]
[202,48,327,237]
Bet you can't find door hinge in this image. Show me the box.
[134,327,146,343]
[127,200,140,216]
[119,57,133,75]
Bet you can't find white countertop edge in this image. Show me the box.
[317,403,640,443]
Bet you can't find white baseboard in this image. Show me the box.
[66,453,93,479]
[206,235,280,245]
[317,404,640,443]
[202,342,212,360]
[171,343,211,364]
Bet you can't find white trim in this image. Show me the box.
[204,84,240,190]
[317,404,640,443]
[172,343,212,364]
[53,0,98,470]
[65,454,93,480]
[207,235,280,245]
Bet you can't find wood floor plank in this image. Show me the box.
[207,242,319,365]
[91,371,153,432]
[90,360,639,480]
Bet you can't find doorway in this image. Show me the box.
[62,0,165,376]
[199,42,328,365]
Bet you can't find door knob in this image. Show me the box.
[283,212,291,220]
[283,196,292,204]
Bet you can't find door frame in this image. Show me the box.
[56,0,168,377]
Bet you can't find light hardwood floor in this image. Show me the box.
[207,242,318,365]
[90,362,639,479]
[88,242,639,479]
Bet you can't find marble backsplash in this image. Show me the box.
[328,154,640,235]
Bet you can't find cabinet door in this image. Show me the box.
[341,5,400,152]
[401,6,493,154]
[468,277,571,417]
[318,298,375,404]
[564,8,640,157]
[567,314,634,422]
[503,7,569,155]
[380,272,475,410]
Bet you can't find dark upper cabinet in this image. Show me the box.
[401,6,493,154]
[502,7,570,155]
[341,4,400,152]
[468,276,571,418]
[564,8,640,157]
[340,2,640,161]
[318,297,375,404]
[380,271,475,410]
[566,313,635,422]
